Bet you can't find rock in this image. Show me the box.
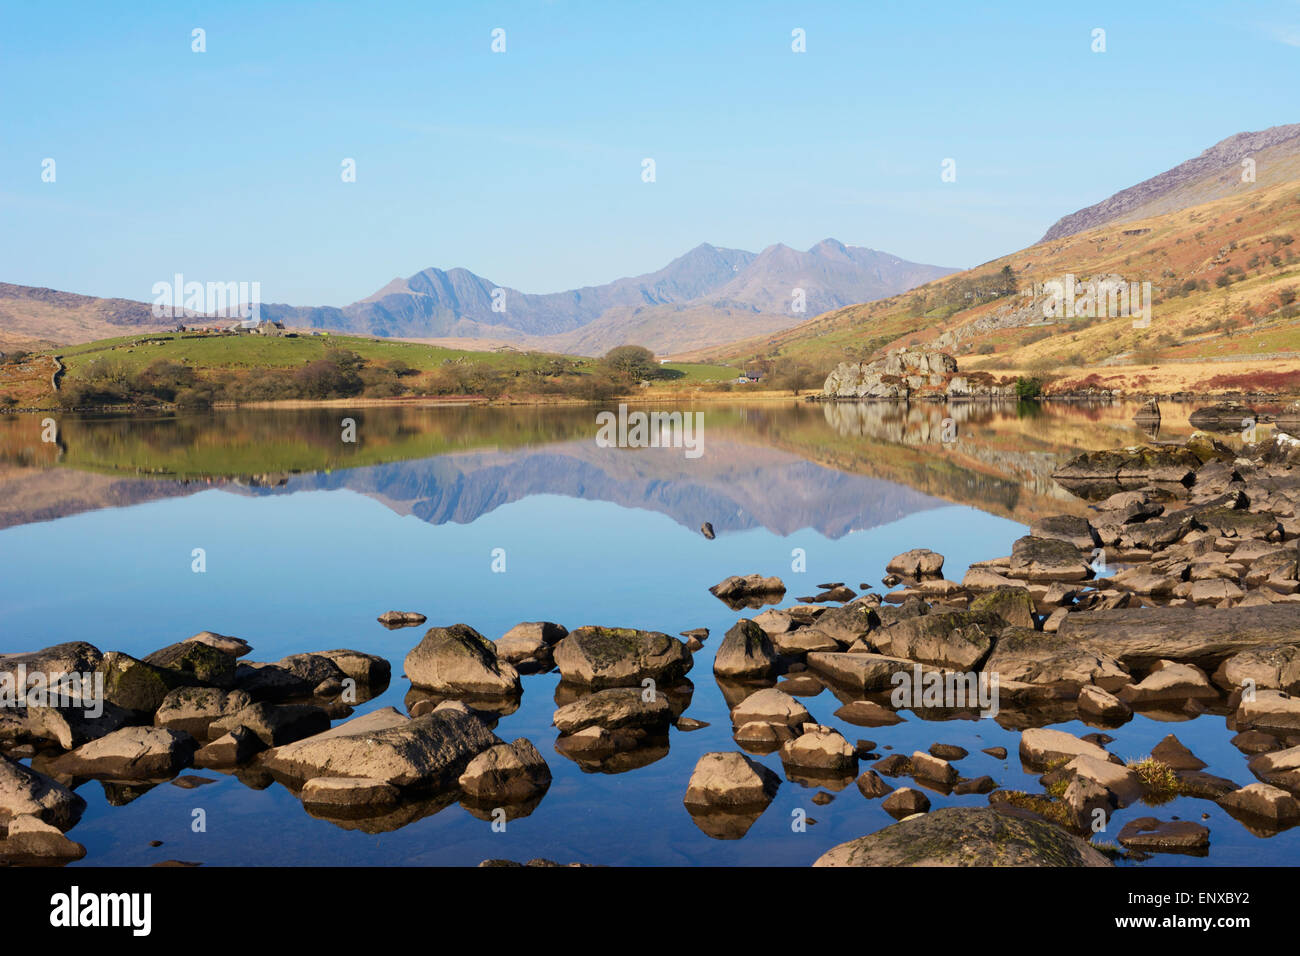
[683,752,780,809]
[1222,644,1300,694]
[1007,536,1091,582]
[771,627,841,655]
[1117,817,1210,852]
[731,688,812,729]
[209,702,331,747]
[1247,744,1300,789]
[0,642,103,686]
[1236,689,1300,734]
[553,626,691,688]
[733,721,795,748]
[815,806,1111,866]
[833,699,905,726]
[185,631,252,657]
[962,568,1022,591]
[1175,770,1240,799]
[1064,776,1115,828]
[807,599,881,645]
[708,574,786,608]
[1217,783,1300,822]
[155,687,255,739]
[0,815,86,863]
[1232,730,1281,754]
[192,727,264,768]
[378,611,427,629]
[712,619,778,680]
[983,628,1129,691]
[552,687,672,734]
[1078,684,1132,721]
[1030,515,1098,550]
[886,548,945,579]
[1019,727,1119,768]
[1063,754,1143,807]
[1149,734,1207,771]
[495,622,568,665]
[805,652,912,691]
[315,650,391,686]
[96,652,186,715]
[983,746,1008,759]
[0,754,85,830]
[969,589,1037,629]
[457,738,552,803]
[954,775,996,795]
[910,750,957,785]
[701,522,715,540]
[232,662,314,702]
[144,641,237,689]
[47,727,197,780]
[405,624,522,696]
[274,653,346,689]
[1057,605,1300,667]
[260,706,501,790]
[873,610,1000,670]
[22,702,130,751]
[779,728,857,773]
[1189,402,1257,431]
[930,743,968,761]
[302,776,400,808]
[1118,660,1218,704]
[1053,445,1201,496]
[880,787,930,818]
[856,770,892,799]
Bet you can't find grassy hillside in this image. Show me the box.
[0,331,740,409]
[694,178,1300,395]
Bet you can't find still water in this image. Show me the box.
[0,400,1293,866]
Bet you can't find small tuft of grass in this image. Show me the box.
[1127,756,1181,804]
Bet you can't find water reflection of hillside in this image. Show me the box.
[0,399,1209,532]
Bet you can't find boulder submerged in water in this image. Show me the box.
[404,624,522,697]
[552,626,692,688]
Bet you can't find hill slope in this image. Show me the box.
[1041,123,1300,242]
[698,175,1300,396]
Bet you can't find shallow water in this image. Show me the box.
[0,400,1294,866]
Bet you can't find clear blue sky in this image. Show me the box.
[1,0,1296,305]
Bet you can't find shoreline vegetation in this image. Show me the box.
[4,330,1300,415]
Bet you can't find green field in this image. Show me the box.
[51,333,739,379]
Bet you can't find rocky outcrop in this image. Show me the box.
[821,348,1015,401]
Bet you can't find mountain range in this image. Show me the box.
[258,239,955,356]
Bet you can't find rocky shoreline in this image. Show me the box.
[5,426,1300,866]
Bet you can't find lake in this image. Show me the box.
[1,398,1294,866]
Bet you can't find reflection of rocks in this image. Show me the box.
[305,789,460,834]
[553,729,669,775]
[405,688,519,722]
